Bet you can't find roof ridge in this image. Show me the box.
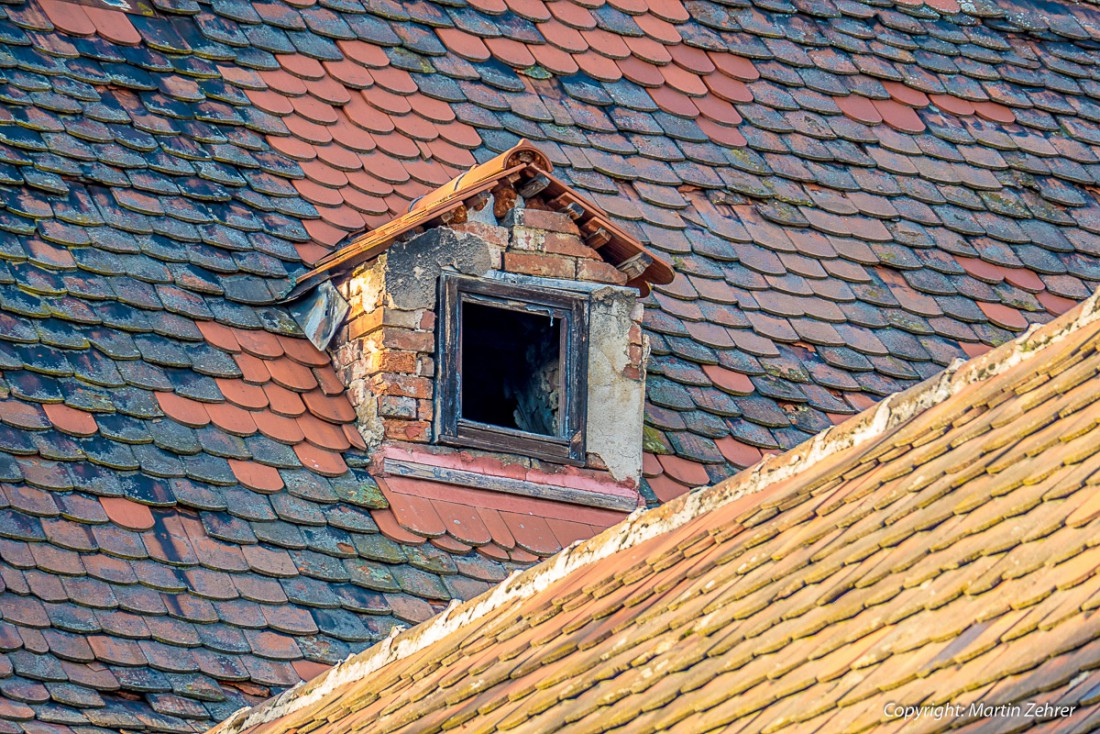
[209,286,1100,734]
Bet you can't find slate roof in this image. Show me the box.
[3,0,1100,731]
[213,288,1100,734]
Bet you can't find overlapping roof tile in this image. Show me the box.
[3,0,1100,730]
[213,286,1100,734]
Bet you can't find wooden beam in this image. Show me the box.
[383,458,640,512]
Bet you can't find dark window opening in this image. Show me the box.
[460,302,561,436]
[438,276,589,464]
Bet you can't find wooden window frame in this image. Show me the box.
[437,274,589,464]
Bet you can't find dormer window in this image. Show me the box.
[311,141,670,491]
[437,275,588,464]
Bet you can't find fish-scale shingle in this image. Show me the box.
[3,0,1100,731]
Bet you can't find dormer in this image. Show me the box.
[288,142,673,513]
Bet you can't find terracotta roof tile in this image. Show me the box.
[545,518,599,547]
[156,392,211,428]
[476,506,517,550]
[618,55,664,86]
[928,94,974,117]
[882,81,930,108]
[714,436,764,467]
[874,98,926,133]
[197,322,242,353]
[649,85,700,117]
[269,134,319,161]
[39,0,93,35]
[432,501,493,546]
[263,384,307,416]
[645,472,691,503]
[217,379,269,411]
[549,1,596,29]
[301,391,357,424]
[228,460,284,493]
[100,498,155,532]
[299,413,351,451]
[1004,267,1047,292]
[978,301,1030,330]
[372,509,428,545]
[834,94,882,125]
[635,13,681,44]
[536,43,582,75]
[292,660,331,682]
[85,6,141,45]
[263,70,310,97]
[36,403,94,436]
[292,443,348,477]
[972,100,1016,124]
[256,412,307,444]
[430,534,473,554]
[251,89,295,116]
[233,330,284,361]
[206,403,259,436]
[500,512,560,556]
[656,453,711,486]
[1038,291,1079,315]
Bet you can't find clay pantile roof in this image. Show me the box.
[2,0,1100,730]
[214,287,1100,734]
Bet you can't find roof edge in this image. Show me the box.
[284,141,674,301]
[209,287,1100,734]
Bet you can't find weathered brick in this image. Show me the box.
[383,419,431,442]
[338,358,372,383]
[504,252,576,279]
[371,374,432,399]
[510,227,544,252]
[348,310,384,340]
[450,222,509,248]
[578,259,627,285]
[543,232,598,259]
[416,399,434,421]
[374,350,418,375]
[380,327,434,353]
[381,309,422,330]
[503,207,579,235]
[378,395,417,419]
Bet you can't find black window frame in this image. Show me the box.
[437,274,589,464]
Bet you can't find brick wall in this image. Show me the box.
[330,205,643,467]
[502,207,630,287]
[332,257,436,448]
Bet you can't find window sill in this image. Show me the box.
[383,456,639,512]
[440,419,584,465]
